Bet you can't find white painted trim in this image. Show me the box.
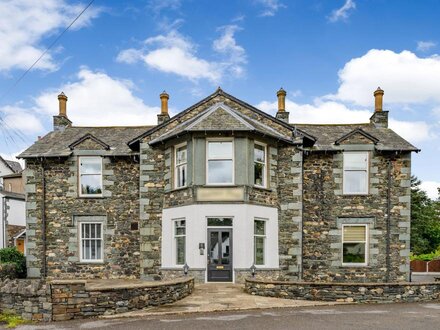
[341,223,369,267]
[78,156,103,198]
[342,152,369,195]
[79,221,104,263]
[206,138,235,185]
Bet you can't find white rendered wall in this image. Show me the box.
[0,196,25,248]
[161,204,279,272]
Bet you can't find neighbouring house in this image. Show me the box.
[18,88,418,283]
[0,160,26,253]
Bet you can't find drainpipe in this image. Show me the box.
[1,196,5,249]
[41,161,47,278]
[385,159,392,282]
[299,149,304,281]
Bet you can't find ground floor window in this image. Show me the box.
[254,219,266,265]
[174,219,186,265]
[80,222,103,262]
[342,224,368,265]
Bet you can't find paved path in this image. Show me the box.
[102,283,338,318]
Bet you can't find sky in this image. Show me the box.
[0,0,439,199]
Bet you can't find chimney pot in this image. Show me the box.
[374,87,384,112]
[160,91,169,115]
[58,92,68,117]
[277,88,287,112]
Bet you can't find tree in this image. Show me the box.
[410,176,440,255]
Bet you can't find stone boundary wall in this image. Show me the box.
[51,277,194,321]
[0,279,52,321]
[245,278,440,303]
[0,277,194,322]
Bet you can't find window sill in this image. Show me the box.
[168,186,188,193]
[77,196,105,199]
[341,193,369,196]
[341,264,369,267]
[77,261,105,264]
[252,185,272,192]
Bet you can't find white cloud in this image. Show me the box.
[1,105,44,134]
[34,68,160,127]
[328,0,356,22]
[420,181,440,200]
[256,98,433,144]
[0,0,102,72]
[330,49,440,106]
[148,0,181,14]
[417,41,436,52]
[117,28,247,83]
[256,0,286,17]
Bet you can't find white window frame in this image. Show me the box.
[206,139,234,185]
[79,222,104,263]
[78,156,103,197]
[174,142,188,189]
[341,224,368,267]
[174,218,186,266]
[254,218,267,266]
[254,142,267,188]
[343,152,369,195]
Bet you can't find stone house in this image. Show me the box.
[19,88,418,283]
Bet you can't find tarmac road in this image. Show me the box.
[12,301,440,330]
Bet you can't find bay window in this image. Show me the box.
[254,143,266,187]
[254,219,266,265]
[175,144,187,188]
[174,219,186,265]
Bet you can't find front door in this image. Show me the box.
[207,229,232,282]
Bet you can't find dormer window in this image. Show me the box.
[207,140,233,185]
[254,142,267,187]
[79,157,103,197]
[343,152,369,195]
[175,143,187,188]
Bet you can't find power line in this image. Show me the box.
[0,0,96,102]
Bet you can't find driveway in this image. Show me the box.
[12,301,440,330]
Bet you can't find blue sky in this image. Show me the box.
[0,0,439,198]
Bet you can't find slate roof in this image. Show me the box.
[0,156,22,173]
[149,102,297,145]
[294,123,419,152]
[18,126,153,158]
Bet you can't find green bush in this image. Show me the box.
[410,247,440,261]
[0,248,26,278]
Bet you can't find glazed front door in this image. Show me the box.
[207,229,232,282]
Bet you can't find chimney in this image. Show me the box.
[275,88,289,123]
[370,87,388,128]
[157,91,170,125]
[53,92,72,131]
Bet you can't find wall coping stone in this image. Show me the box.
[245,278,440,287]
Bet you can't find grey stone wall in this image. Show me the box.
[245,278,439,303]
[302,151,411,283]
[24,156,140,279]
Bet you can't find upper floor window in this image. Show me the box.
[175,144,187,188]
[254,143,267,187]
[343,152,368,194]
[342,224,368,266]
[207,140,233,185]
[79,157,102,197]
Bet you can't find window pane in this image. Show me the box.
[254,220,265,235]
[176,146,187,165]
[80,158,101,174]
[343,243,366,263]
[175,220,185,235]
[255,237,265,265]
[344,226,366,242]
[176,237,185,264]
[254,162,264,186]
[81,175,102,195]
[96,240,102,260]
[344,171,367,194]
[254,144,265,163]
[207,218,233,226]
[221,231,230,265]
[209,232,219,264]
[344,153,367,170]
[208,141,232,159]
[208,160,233,183]
[177,164,186,187]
